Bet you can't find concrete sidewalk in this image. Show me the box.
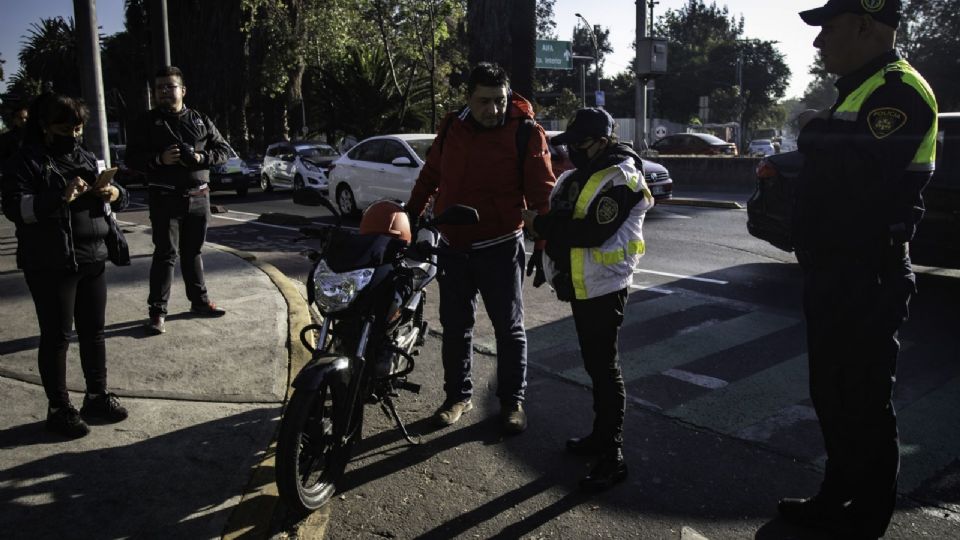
[0,215,306,539]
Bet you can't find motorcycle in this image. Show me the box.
[275,193,478,512]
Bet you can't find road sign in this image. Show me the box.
[535,40,572,70]
[595,90,605,107]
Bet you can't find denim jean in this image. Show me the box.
[436,236,527,404]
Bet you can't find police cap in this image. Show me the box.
[551,108,614,146]
[799,0,902,29]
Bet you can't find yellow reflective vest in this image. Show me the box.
[543,157,654,300]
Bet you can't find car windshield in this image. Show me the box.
[696,134,728,144]
[751,139,772,145]
[406,139,434,161]
[296,145,338,160]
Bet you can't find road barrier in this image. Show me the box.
[650,156,762,192]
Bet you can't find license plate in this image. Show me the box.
[650,185,666,195]
[221,177,233,184]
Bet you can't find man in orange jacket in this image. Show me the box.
[406,62,555,434]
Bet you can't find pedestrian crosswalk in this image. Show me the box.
[527,285,960,499]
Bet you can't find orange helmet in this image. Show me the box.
[359,200,412,244]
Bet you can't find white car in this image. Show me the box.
[328,134,436,215]
[747,139,777,156]
[261,141,340,193]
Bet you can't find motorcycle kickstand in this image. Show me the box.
[381,394,422,445]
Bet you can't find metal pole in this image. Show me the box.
[635,0,648,149]
[575,14,601,104]
[150,0,171,68]
[581,64,586,107]
[73,0,110,167]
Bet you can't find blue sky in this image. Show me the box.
[0,0,126,93]
[2,0,825,99]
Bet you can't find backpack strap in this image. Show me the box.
[515,118,536,179]
[433,112,535,180]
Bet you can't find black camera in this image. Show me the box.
[178,143,198,166]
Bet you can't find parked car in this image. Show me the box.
[650,133,738,156]
[209,144,255,196]
[914,112,960,267]
[327,134,436,215]
[746,112,960,268]
[545,131,673,200]
[261,140,339,194]
[747,138,776,156]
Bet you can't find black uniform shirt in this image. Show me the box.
[794,50,936,256]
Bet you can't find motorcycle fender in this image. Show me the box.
[292,354,352,391]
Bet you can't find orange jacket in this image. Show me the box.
[406,93,555,250]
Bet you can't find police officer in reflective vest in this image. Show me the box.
[779,1,938,537]
[522,108,653,491]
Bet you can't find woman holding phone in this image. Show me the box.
[1,94,130,438]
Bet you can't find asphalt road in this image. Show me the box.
[115,187,960,538]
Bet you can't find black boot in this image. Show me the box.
[778,495,851,531]
[566,433,607,456]
[580,448,628,491]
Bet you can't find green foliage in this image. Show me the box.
[800,53,837,112]
[536,0,557,39]
[901,0,960,110]
[649,1,789,144]
[11,17,80,98]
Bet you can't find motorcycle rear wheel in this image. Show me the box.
[276,381,352,511]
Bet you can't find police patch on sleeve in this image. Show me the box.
[867,107,907,139]
[596,197,619,224]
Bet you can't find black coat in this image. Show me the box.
[1,144,130,271]
[125,106,230,193]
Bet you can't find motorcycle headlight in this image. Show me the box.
[312,260,374,312]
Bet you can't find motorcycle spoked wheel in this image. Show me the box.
[276,379,357,511]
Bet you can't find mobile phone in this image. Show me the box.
[94,167,118,189]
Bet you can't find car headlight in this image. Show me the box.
[302,160,319,172]
[312,260,374,312]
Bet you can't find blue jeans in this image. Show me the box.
[437,236,527,404]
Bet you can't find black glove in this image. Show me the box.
[526,249,546,288]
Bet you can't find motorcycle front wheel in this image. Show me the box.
[276,379,352,511]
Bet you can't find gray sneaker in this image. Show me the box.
[501,401,527,434]
[435,399,473,426]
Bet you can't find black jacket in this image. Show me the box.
[793,50,936,258]
[125,106,230,193]
[1,143,130,271]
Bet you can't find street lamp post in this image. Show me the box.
[572,55,595,107]
[575,13,601,106]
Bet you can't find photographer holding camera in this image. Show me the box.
[127,66,231,335]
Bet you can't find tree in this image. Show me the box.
[536,0,557,39]
[800,53,837,112]
[651,1,790,144]
[467,0,536,97]
[901,0,960,110]
[13,17,81,98]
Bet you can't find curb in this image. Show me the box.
[211,243,320,540]
[659,197,744,210]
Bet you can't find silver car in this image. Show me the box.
[261,141,340,193]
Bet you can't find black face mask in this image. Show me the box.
[569,147,592,169]
[48,133,80,155]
